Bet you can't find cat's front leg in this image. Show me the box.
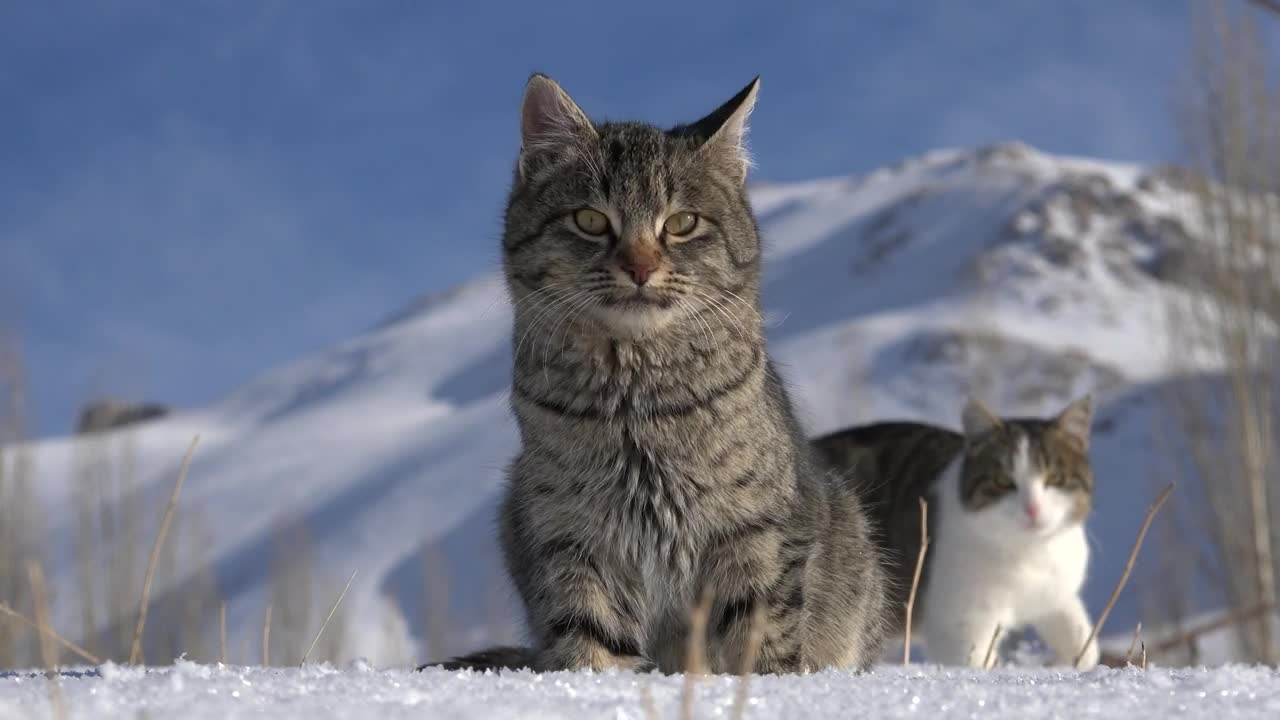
[527,565,653,672]
[528,567,653,672]
[535,618,655,673]
[923,609,1011,668]
[505,507,651,672]
[1033,595,1097,669]
[699,523,807,674]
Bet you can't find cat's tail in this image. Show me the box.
[417,645,535,672]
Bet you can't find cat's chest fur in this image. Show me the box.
[512,329,778,582]
[924,461,1090,620]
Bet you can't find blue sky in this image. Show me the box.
[2,1,1189,437]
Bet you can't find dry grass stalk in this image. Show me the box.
[266,518,332,665]
[639,683,659,720]
[0,340,45,669]
[1074,483,1175,667]
[1150,601,1275,655]
[730,603,767,720]
[1247,0,1280,17]
[1141,641,1148,670]
[300,569,358,666]
[1125,622,1144,666]
[263,603,273,666]
[220,602,227,664]
[0,602,102,665]
[679,589,712,720]
[903,497,929,667]
[982,623,1002,670]
[1169,0,1280,663]
[422,543,451,661]
[27,561,66,720]
[129,435,200,664]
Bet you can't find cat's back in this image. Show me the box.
[812,420,962,612]
[813,421,963,502]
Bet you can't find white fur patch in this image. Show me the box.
[590,304,679,337]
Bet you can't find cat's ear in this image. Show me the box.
[961,397,1002,438]
[519,73,595,178]
[1055,394,1094,448]
[682,77,760,182]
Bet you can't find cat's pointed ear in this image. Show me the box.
[519,73,595,178]
[1055,394,1094,448]
[961,397,1002,439]
[682,77,760,182]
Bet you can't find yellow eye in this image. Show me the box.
[663,211,698,237]
[573,209,610,236]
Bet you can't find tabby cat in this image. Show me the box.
[812,396,1099,669]
[426,74,890,673]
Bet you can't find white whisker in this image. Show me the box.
[541,291,601,384]
[683,285,753,342]
[513,288,589,365]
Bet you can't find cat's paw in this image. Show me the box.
[1071,640,1100,670]
[535,642,654,673]
[631,658,659,674]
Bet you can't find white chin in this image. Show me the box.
[1024,515,1071,538]
[593,305,677,336]
[1024,521,1055,537]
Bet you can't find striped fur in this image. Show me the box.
[426,74,889,674]
[813,422,963,612]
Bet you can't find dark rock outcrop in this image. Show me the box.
[75,399,170,434]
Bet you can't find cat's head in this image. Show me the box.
[502,73,763,339]
[956,395,1095,541]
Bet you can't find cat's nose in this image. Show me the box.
[1024,502,1041,521]
[618,245,661,286]
[621,259,656,285]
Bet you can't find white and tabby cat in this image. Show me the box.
[813,395,1099,669]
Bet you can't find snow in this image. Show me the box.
[1,663,1278,720]
[8,141,1234,667]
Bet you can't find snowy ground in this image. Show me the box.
[1,663,1277,720]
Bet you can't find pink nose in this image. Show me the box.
[1025,503,1041,522]
[620,258,658,286]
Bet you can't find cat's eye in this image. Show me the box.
[573,209,610,236]
[990,476,1015,490]
[663,211,698,237]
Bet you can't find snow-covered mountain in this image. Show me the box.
[14,142,1217,666]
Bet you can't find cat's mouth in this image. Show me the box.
[600,288,676,310]
[590,288,683,336]
[1022,516,1070,536]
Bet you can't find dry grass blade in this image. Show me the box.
[1140,641,1148,670]
[1125,622,1143,666]
[639,683,659,720]
[903,497,929,667]
[0,602,102,665]
[679,589,712,720]
[263,603,273,666]
[220,602,227,664]
[129,435,200,664]
[1074,483,1174,668]
[1248,0,1280,17]
[1149,601,1274,655]
[982,623,1002,670]
[27,561,66,720]
[300,569,358,666]
[422,543,451,662]
[730,603,767,720]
